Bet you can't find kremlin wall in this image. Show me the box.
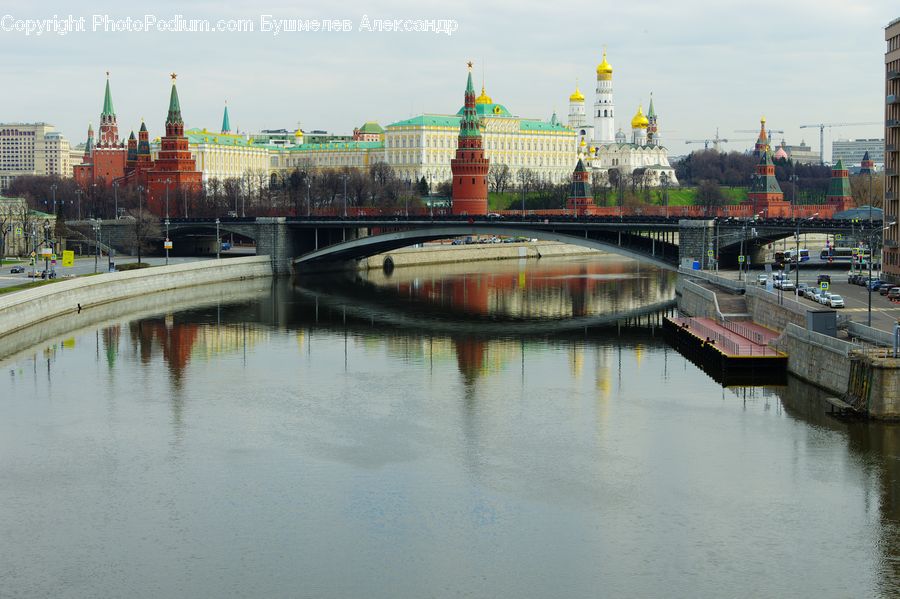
[72,53,855,218]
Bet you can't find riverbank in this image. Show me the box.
[359,241,600,270]
[676,268,900,419]
[0,256,272,343]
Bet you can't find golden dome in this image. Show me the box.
[475,85,493,105]
[294,128,303,137]
[569,86,585,103]
[579,138,587,147]
[596,50,613,80]
[631,105,649,129]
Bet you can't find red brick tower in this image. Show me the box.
[90,73,127,184]
[147,74,202,216]
[451,62,489,215]
[566,159,594,216]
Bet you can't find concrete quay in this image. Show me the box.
[677,268,900,419]
[358,241,600,270]
[0,256,272,343]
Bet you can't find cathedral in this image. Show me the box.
[566,51,678,187]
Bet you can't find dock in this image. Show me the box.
[663,316,787,385]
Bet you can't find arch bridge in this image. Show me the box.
[73,216,879,275]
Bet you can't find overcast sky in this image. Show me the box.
[1,0,895,161]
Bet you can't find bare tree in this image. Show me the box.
[123,209,161,265]
[488,163,511,194]
[697,179,725,216]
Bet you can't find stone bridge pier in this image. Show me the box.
[677,219,715,269]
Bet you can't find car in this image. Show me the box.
[880,284,895,296]
[757,274,768,285]
[817,274,831,284]
[9,265,25,274]
[808,289,821,302]
[451,239,464,245]
[868,280,885,291]
[888,287,900,301]
[487,212,503,220]
[796,282,809,295]
[827,295,845,308]
[780,281,796,292]
[818,292,833,305]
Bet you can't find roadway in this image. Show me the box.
[0,256,214,291]
[736,264,900,331]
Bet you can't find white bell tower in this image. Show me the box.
[593,50,615,144]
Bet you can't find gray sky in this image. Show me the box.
[1,0,895,161]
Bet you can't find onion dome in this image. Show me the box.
[773,146,789,160]
[631,105,649,129]
[596,51,613,80]
[569,86,585,102]
[475,85,493,105]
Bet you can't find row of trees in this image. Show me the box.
[672,149,884,205]
[5,162,437,222]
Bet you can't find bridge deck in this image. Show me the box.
[667,316,782,358]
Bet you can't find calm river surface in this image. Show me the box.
[0,256,898,598]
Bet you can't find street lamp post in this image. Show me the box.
[50,184,57,216]
[91,219,100,274]
[796,213,818,292]
[215,218,221,260]
[306,178,311,217]
[75,189,82,220]
[165,178,171,266]
[113,181,119,219]
[342,174,348,218]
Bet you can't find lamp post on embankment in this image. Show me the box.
[795,213,818,291]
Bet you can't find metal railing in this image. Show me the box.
[720,318,767,346]
[679,317,780,357]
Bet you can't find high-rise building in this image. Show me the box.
[832,138,885,167]
[883,17,900,280]
[0,123,71,192]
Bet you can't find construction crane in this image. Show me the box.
[735,127,784,136]
[684,129,751,152]
[799,122,882,165]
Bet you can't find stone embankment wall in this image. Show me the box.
[676,278,720,319]
[773,324,855,395]
[0,256,272,340]
[359,242,600,269]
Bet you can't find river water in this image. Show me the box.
[0,256,897,598]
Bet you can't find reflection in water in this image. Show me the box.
[0,257,898,598]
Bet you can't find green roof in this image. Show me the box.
[357,121,383,134]
[388,114,460,128]
[456,103,513,118]
[167,81,183,126]
[388,114,570,133]
[102,77,115,117]
[221,104,231,133]
[186,129,259,147]
[287,141,383,152]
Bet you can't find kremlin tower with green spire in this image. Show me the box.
[73,73,127,193]
[146,73,202,215]
[450,62,489,215]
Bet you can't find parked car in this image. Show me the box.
[879,285,895,296]
[796,283,809,296]
[817,274,831,284]
[757,274,768,285]
[888,287,900,301]
[9,265,25,274]
[827,295,845,308]
[868,280,885,291]
[780,281,796,292]
[487,212,503,220]
[808,289,821,303]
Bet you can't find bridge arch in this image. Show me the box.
[294,225,677,270]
